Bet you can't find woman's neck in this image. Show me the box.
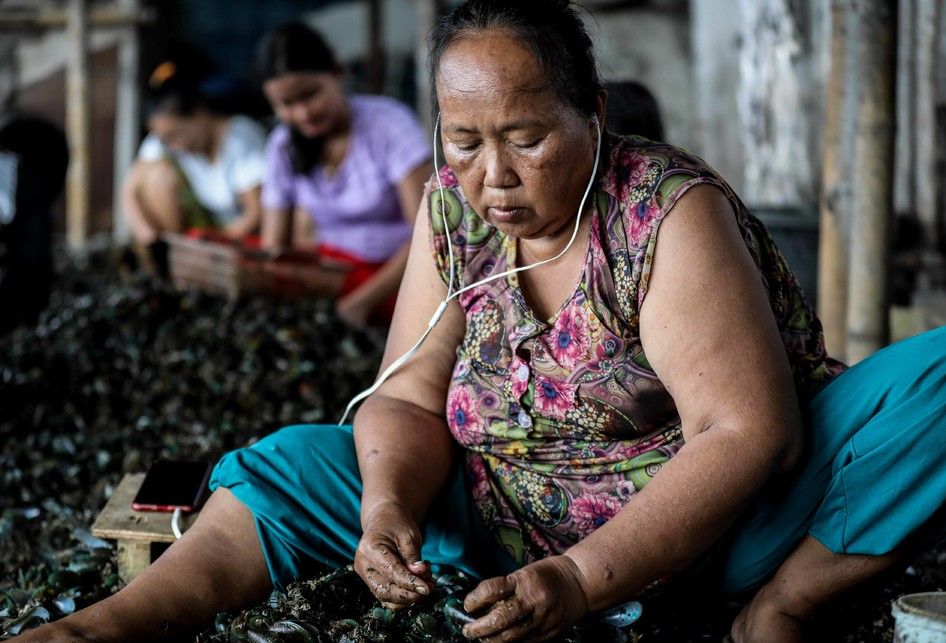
[518,203,593,265]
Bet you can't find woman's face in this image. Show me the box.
[436,30,601,241]
[148,110,213,155]
[263,71,347,138]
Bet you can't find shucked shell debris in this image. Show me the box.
[2,254,945,641]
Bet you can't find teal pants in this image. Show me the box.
[210,327,946,593]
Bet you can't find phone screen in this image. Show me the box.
[132,460,212,512]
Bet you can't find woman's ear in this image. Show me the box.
[594,89,608,132]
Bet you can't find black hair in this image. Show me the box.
[258,21,338,81]
[429,0,603,120]
[257,22,341,175]
[145,43,219,119]
[604,80,665,142]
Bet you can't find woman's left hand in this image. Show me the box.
[461,555,589,641]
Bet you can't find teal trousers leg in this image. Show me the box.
[719,327,946,593]
[210,424,516,591]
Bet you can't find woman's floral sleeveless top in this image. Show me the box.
[428,135,845,566]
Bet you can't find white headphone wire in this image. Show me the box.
[338,115,602,425]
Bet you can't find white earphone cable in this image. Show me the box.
[338,115,602,425]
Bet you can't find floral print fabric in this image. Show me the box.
[428,135,845,566]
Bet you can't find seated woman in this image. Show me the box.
[256,22,432,326]
[24,2,945,642]
[122,58,267,272]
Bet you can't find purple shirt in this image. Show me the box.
[262,95,430,262]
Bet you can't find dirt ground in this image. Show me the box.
[1,254,943,641]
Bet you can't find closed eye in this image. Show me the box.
[512,139,541,150]
[452,142,480,153]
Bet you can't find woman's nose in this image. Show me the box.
[483,147,519,189]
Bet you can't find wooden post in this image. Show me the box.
[366,0,384,94]
[846,0,896,362]
[111,0,139,242]
[415,0,438,132]
[913,0,940,249]
[116,541,151,583]
[894,0,915,218]
[65,0,91,250]
[0,5,152,29]
[0,36,16,119]
[818,0,851,361]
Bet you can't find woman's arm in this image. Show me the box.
[224,185,263,238]
[261,205,293,251]
[352,184,467,607]
[565,184,803,605]
[462,185,804,640]
[121,160,163,245]
[335,162,433,326]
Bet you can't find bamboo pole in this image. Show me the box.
[893,0,915,218]
[913,0,940,249]
[818,0,851,361]
[66,0,90,250]
[846,0,896,362]
[111,0,139,242]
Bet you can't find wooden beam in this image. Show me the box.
[111,0,140,242]
[893,0,915,217]
[65,0,90,250]
[846,0,896,362]
[818,0,851,361]
[913,0,940,249]
[0,6,152,31]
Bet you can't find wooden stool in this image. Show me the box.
[91,473,199,582]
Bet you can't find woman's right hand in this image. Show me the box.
[354,500,434,609]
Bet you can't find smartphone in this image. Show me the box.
[131,460,213,512]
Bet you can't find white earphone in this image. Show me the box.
[338,113,603,425]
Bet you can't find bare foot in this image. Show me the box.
[731,590,806,643]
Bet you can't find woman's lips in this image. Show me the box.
[487,206,525,222]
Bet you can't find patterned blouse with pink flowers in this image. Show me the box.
[428,135,845,566]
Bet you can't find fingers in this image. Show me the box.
[464,576,515,613]
[463,597,532,641]
[480,618,537,643]
[395,532,426,572]
[356,535,431,607]
[408,559,431,576]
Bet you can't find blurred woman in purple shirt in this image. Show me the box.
[258,23,432,325]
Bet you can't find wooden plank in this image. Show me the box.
[116,540,151,583]
[65,0,90,250]
[914,0,941,249]
[91,473,197,543]
[818,0,851,361]
[846,0,896,362]
[111,0,140,242]
[0,6,152,30]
